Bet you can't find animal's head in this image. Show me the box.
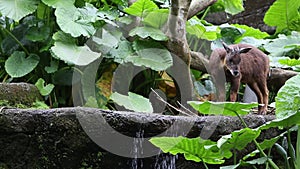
[222,42,252,77]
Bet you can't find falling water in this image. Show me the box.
[130,128,144,169]
[154,152,178,169]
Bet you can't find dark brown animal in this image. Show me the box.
[209,42,269,114]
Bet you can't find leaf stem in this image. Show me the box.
[1,28,30,55]
[235,112,280,169]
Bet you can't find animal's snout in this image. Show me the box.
[232,70,239,77]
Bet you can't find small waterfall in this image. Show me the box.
[130,128,144,169]
[154,152,178,169]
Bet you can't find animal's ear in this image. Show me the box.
[222,42,231,53]
[239,47,252,54]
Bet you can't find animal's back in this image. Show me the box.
[236,44,269,83]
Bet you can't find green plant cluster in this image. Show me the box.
[150,74,300,169]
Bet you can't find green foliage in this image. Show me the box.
[150,136,226,164]
[264,31,300,57]
[42,0,75,8]
[51,31,101,66]
[188,101,258,116]
[231,24,269,43]
[55,4,98,37]
[218,128,261,153]
[275,74,300,119]
[124,0,158,18]
[264,0,300,33]
[143,9,168,28]
[5,51,40,78]
[110,92,153,113]
[127,40,172,71]
[211,0,245,15]
[129,27,168,41]
[35,78,54,96]
[194,80,215,97]
[186,17,220,41]
[0,0,39,21]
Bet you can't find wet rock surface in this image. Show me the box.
[0,107,279,168]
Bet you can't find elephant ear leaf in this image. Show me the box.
[264,0,300,32]
[0,0,39,21]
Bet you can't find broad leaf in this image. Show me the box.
[264,31,300,57]
[5,51,40,78]
[42,0,75,8]
[218,0,245,15]
[143,9,168,28]
[279,58,300,67]
[264,0,300,32]
[188,101,258,116]
[232,24,269,43]
[110,92,153,113]
[129,27,168,41]
[26,25,50,42]
[87,25,123,54]
[109,41,134,63]
[126,40,173,71]
[45,60,59,73]
[50,32,101,66]
[1,23,30,55]
[218,128,260,157]
[35,78,54,96]
[194,80,215,96]
[150,136,225,164]
[275,74,300,119]
[260,111,300,130]
[55,4,97,37]
[0,0,39,21]
[187,17,220,41]
[124,0,158,17]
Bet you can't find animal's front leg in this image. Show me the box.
[230,78,241,102]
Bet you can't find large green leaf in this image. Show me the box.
[1,23,30,55]
[50,31,101,66]
[126,40,173,71]
[218,128,261,157]
[5,51,40,78]
[150,136,225,164]
[26,25,50,42]
[42,0,75,8]
[124,0,158,17]
[143,9,168,28]
[186,17,220,41]
[87,25,123,54]
[55,4,97,37]
[110,92,153,113]
[0,0,39,21]
[129,27,168,41]
[188,101,258,116]
[264,0,300,32]
[275,74,300,119]
[109,41,134,63]
[232,24,269,43]
[264,31,300,57]
[217,0,245,15]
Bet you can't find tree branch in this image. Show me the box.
[187,0,217,20]
[190,51,209,72]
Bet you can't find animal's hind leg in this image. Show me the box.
[248,82,265,114]
[257,80,269,114]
